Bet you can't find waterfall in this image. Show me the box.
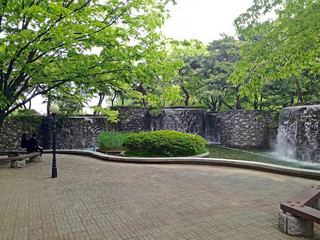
[150,108,207,137]
[150,108,221,142]
[274,105,320,162]
[205,113,220,143]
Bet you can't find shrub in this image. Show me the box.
[98,131,133,150]
[148,108,164,117]
[123,130,208,157]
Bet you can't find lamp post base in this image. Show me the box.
[52,168,57,178]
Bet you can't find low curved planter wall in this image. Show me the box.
[43,150,320,180]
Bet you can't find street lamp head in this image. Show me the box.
[49,104,59,114]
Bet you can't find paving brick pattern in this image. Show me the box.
[0,154,319,240]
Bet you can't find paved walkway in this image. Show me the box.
[0,154,319,240]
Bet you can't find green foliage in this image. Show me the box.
[268,123,279,129]
[8,108,44,132]
[56,113,70,127]
[91,106,119,123]
[198,35,243,111]
[105,110,119,123]
[148,108,164,117]
[253,115,265,122]
[145,94,162,108]
[231,0,320,95]
[123,130,208,157]
[10,108,43,123]
[163,86,184,106]
[0,0,180,126]
[168,40,207,106]
[98,131,134,150]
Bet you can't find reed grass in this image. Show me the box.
[98,131,133,150]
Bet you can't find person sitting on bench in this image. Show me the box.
[21,133,28,149]
[27,133,43,156]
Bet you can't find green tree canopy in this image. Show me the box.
[167,39,206,106]
[0,0,178,126]
[198,35,243,111]
[231,0,320,95]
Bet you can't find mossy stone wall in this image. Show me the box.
[219,110,272,148]
[0,108,274,151]
[0,117,46,151]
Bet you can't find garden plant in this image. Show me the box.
[123,130,208,157]
[98,131,133,150]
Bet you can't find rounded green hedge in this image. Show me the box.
[123,130,208,157]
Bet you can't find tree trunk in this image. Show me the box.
[93,92,106,114]
[110,91,117,107]
[236,85,242,110]
[138,83,146,107]
[220,98,234,110]
[46,97,52,116]
[254,94,258,110]
[294,76,303,102]
[210,96,217,112]
[97,92,106,108]
[0,111,7,130]
[181,86,189,106]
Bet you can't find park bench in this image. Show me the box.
[0,151,41,168]
[279,185,320,237]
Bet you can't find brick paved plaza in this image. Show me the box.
[0,154,319,240]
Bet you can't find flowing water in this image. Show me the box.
[150,108,207,137]
[208,144,320,170]
[274,105,320,162]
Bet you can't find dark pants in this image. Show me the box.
[28,147,43,156]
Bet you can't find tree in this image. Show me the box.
[198,35,243,111]
[231,0,320,96]
[168,39,206,106]
[0,0,178,127]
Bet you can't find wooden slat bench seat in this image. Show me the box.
[279,185,320,237]
[0,152,41,162]
[0,152,41,168]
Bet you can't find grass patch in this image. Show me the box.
[98,131,134,150]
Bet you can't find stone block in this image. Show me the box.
[279,209,287,234]
[30,155,42,162]
[11,160,26,168]
[287,213,313,237]
[279,208,314,238]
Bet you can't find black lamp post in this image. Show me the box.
[49,104,59,178]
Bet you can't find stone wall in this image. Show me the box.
[275,105,320,162]
[150,108,207,137]
[116,107,150,132]
[55,116,111,149]
[53,108,150,149]
[0,108,273,151]
[0,117,46,151]
[0,107,150,151]
[219,110,271,148]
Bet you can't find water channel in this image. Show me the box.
[208,144,320,170]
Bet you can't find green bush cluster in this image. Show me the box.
[123,130,208,157]
[98,131,134,150]
[148,108,164,117]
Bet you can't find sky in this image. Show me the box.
[162,0,254,44]
[33,0,254,114]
